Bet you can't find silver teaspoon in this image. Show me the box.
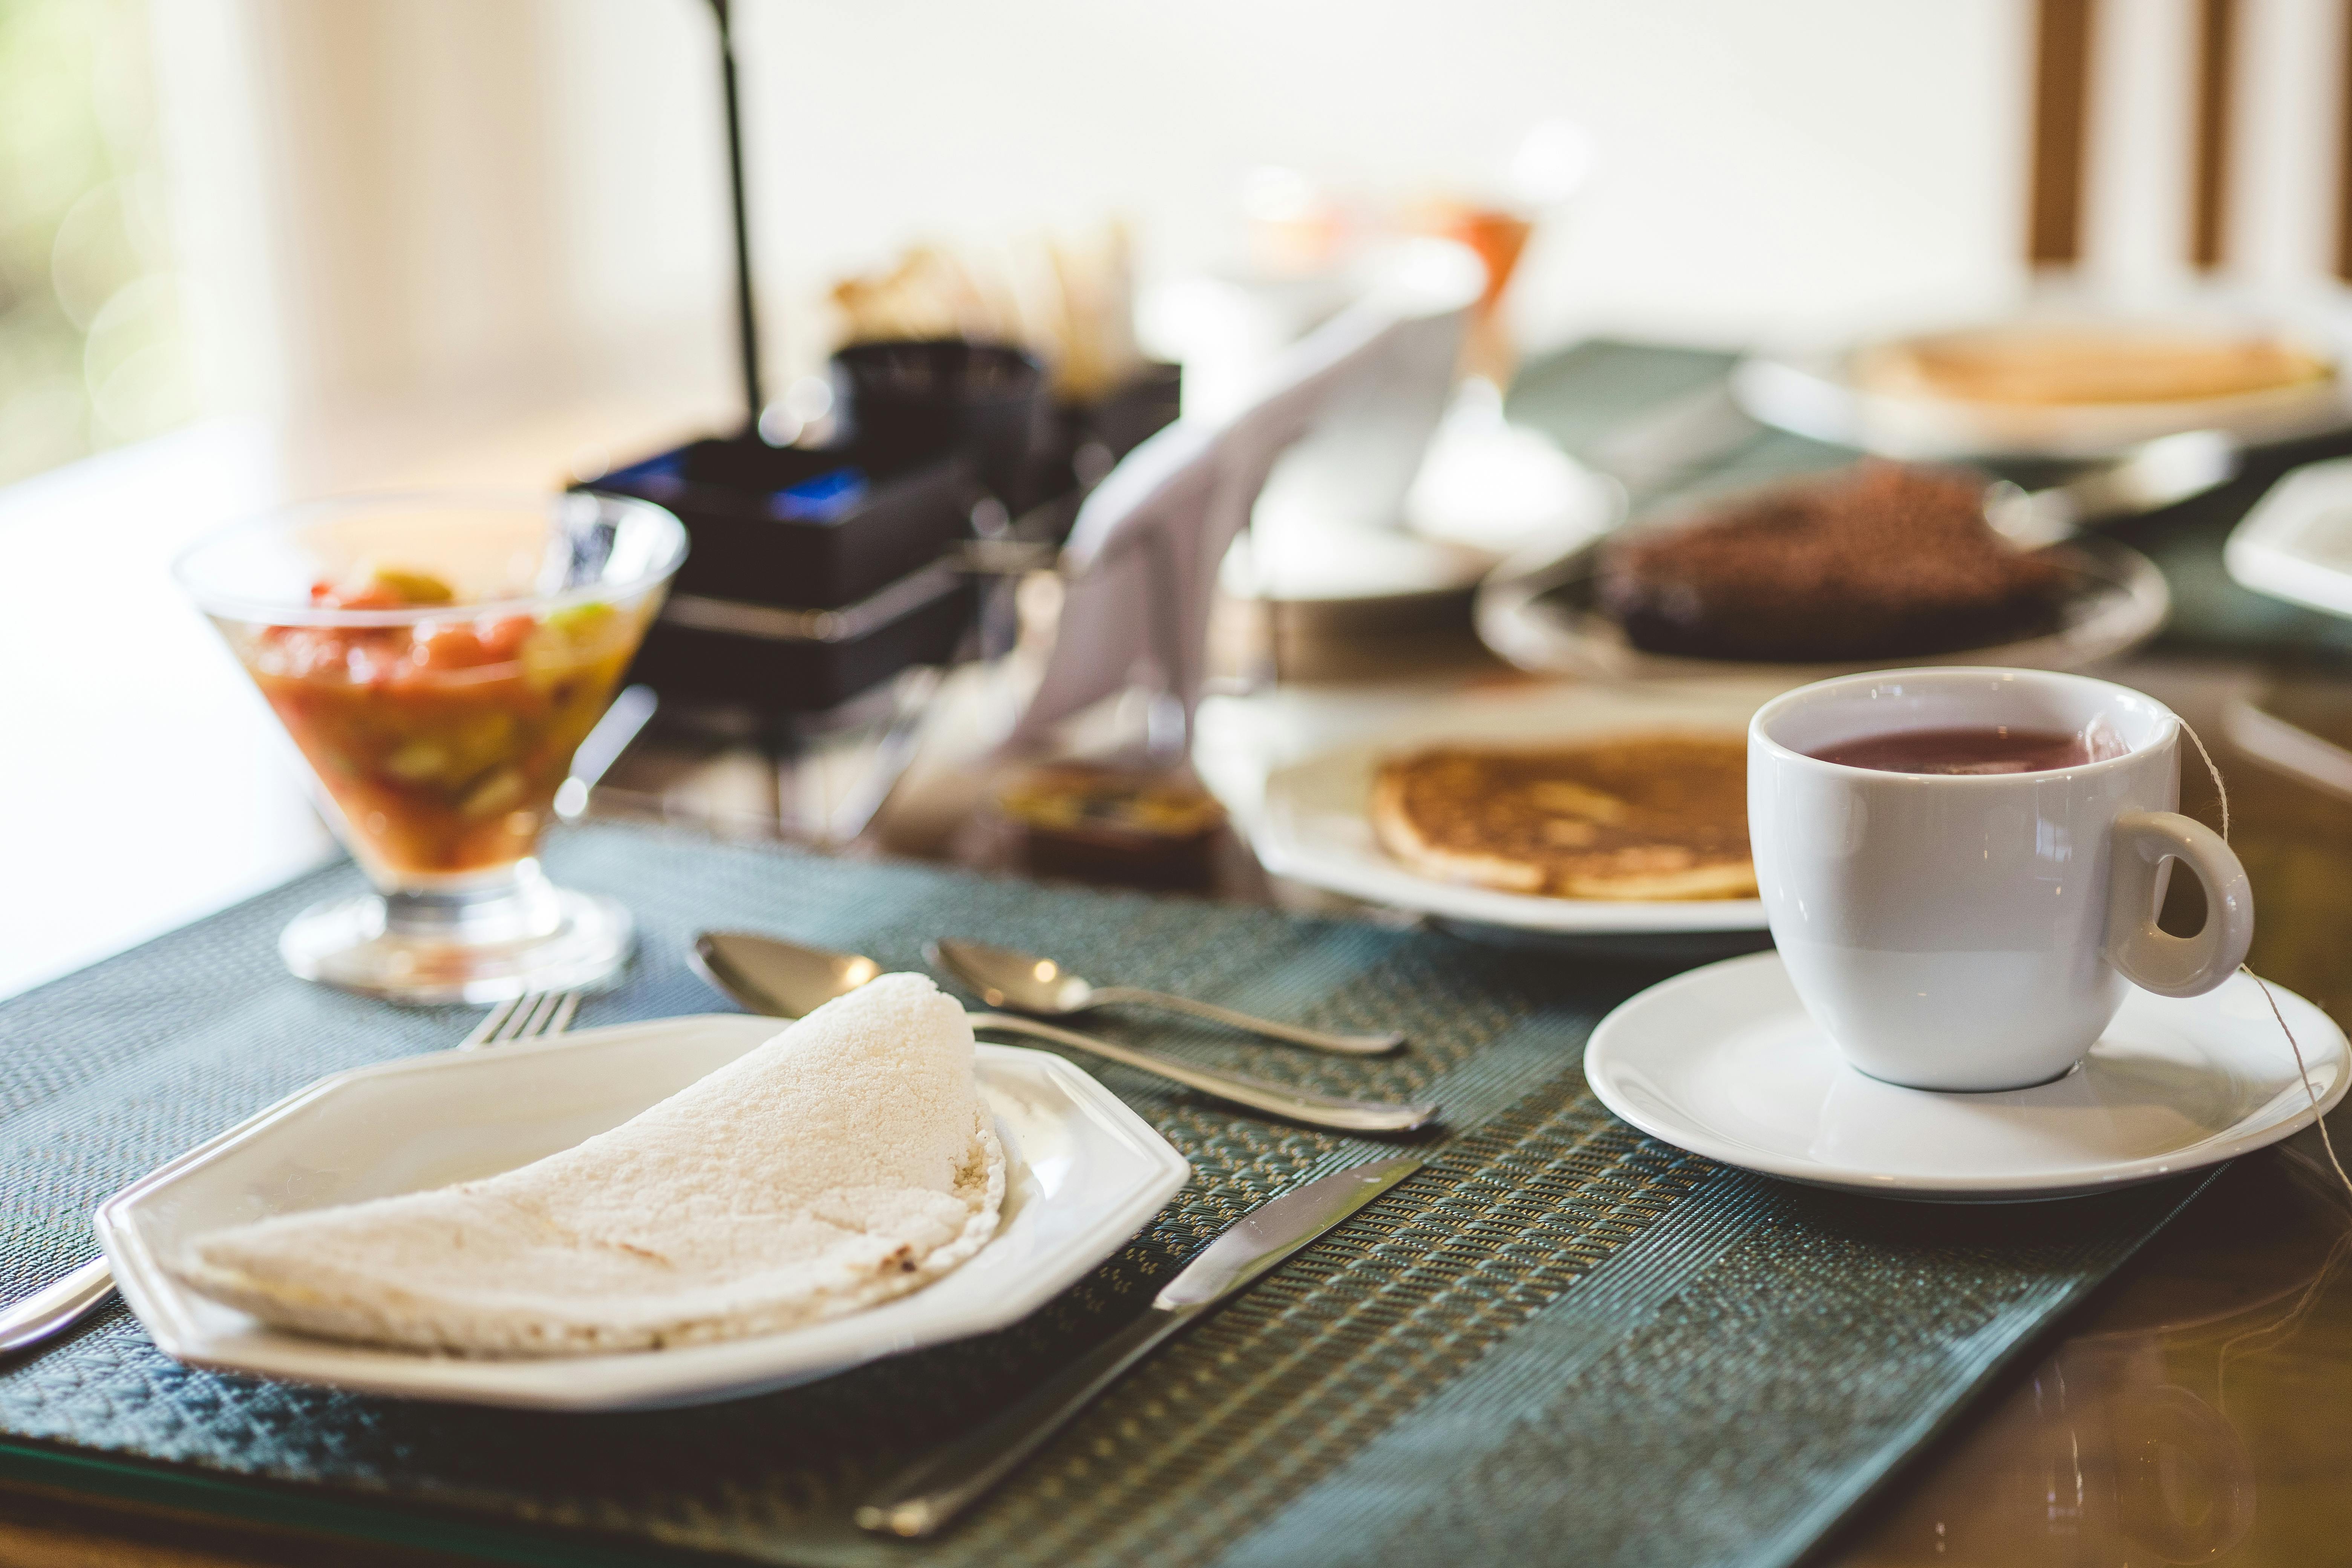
[690,932,1436,1135]
[929,939,1404,1055]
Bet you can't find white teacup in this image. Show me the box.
[1749,667,2254,1092]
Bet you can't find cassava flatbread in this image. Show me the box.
[1371,735,1755,901]
[172,973,1004,1357]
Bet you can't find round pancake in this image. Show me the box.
[1370,734,1753,901]
[1853,326,2332,407]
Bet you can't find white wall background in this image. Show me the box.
[141,0,2352,444]
[722,0,2031,351]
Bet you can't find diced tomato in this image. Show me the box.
[472,615,534,662]
[409,621,487,669]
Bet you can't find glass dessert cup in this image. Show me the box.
[176,491,686,1003]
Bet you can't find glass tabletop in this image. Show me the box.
[1815,652,2352,1567]
[23,341,2352,1567]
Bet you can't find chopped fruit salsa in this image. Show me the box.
[236,567,648,879]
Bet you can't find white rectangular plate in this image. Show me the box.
[96,1015,1190,1410]
[2226,454,2352,620]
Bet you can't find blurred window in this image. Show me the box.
[0,0,196,486]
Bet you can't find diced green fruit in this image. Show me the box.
[459,767,527,819]
[383,741,450,782]
[520,627,580,689]
[545,601,614,638]
[371,568,455,605]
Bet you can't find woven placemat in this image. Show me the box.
[0,824,2205,1568]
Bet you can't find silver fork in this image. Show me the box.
[0,989,582,1357]
[459,988,580,1048]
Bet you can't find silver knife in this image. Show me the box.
[856,1154,1425,1538]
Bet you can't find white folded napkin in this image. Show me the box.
[1008,240,1480,752]
[172,974,1004,1357]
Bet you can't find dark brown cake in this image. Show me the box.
[1596,462,2070,662]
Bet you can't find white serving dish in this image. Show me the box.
[1475,534,2170,687]
[96,1015,1190,1410]
[2224,455,2352,619]
[1208,680,1775,936]
[1733,311,2352,462]
[1586,952,2350,1202]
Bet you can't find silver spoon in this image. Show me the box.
[929,938,1403,1056]
[1985,429,2239,550]
[689,932,1436,1135]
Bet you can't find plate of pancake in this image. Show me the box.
[1246,682,1773,942]
[1734,311,2349,461]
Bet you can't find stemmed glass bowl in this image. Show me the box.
[176,491,686,1002]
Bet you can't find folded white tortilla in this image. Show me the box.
[172,973,1005,1357]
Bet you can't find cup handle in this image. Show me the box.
[2104,811,2254,997]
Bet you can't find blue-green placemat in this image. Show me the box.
[0,823,2207,1568]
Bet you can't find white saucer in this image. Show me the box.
[98,1016,1190,1409]
[1585,952,2350,1202]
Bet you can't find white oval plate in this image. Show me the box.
[1586,952,2349,1202]
[96,1015,1190,1409]
[1732,314,2352,462]
[1475,534,2170,687]
[1250,682,1772,934]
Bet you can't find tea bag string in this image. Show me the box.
[2179,717,2352,1203]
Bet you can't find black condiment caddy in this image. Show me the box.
[579,3,1173,718]
[587,437,979,713]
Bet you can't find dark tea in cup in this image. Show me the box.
[1807,725,2116,776]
